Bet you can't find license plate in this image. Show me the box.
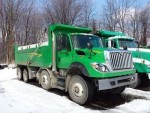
[148,74,150,79]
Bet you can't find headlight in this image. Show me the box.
[91,62,109,72]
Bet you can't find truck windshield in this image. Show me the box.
[118,39,137,48]
[71,34,103,49]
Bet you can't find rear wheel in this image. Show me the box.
[68,75,93,105]
[17,67,22,80]
[108,86,125,95]
[40,70,52,90]
[23,69,29,83]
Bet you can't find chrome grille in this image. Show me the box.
[109,52,133,70]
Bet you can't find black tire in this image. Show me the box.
[17,67,23,80]
[40,70,52,90]
[68,75,93,105]
[23,68,29,83]
[130,74,141,88]
[109,86,125,95]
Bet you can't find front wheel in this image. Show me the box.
[68,75,93,105]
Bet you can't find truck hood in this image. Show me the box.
[76,47,129,63]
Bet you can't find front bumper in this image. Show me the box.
[96,73,137,90]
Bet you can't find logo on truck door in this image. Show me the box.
[29,53,42,57]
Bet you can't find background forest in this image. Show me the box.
[0,0,150,63]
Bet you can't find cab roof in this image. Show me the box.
[96,30,125,37]
[108,36,135,40]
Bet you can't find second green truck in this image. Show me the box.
[15,24,137,105]
[96,30,150,88]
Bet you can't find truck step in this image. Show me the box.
[55,86,65,90]
[57,76,66,80]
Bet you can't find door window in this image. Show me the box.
[57,35,71,51]
[111,40,117,48]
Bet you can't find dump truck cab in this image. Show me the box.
[15,24,136,105]
[96,30,150,87]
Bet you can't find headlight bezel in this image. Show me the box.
[91,62,109,72]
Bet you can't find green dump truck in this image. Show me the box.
[96,30,150,87]
[15,24,137,105]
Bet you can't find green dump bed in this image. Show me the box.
[15,41,52,68]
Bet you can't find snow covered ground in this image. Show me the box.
[0,68,150,113]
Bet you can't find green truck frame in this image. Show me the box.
[15,24,136,105]
[96,30,150,87]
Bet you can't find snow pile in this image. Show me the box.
[8,64,16,69]
[117,99,150,113]
[0,68,16,82]
[124,88,150,99]
[0,68,100,113]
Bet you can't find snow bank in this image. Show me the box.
[0,68,16,82]
[117,99,150,113]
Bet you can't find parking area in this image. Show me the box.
[0,68,150,113]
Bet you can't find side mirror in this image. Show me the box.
[87,42,93,49]
[135,41,140,48]
[60,49,68,55]
[123,45,127,50]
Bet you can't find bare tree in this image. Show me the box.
[43,0,95,27]
[43,0,83,25]
[102,0,150,46]
[102,0,136,33]
[102,0,118,31]
[80,0,94,27]
[128,7,140,39]
[115,0,136,33]
[0,0,45,63]
[139,4,150,46]
[22,1,34,45]
[15,1,45,46]
[0,0,25,63]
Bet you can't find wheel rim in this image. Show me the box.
[24,75,27,81]
[23,70,28,82]
[42,75,48,85]
[73,83,84,97]
[18,69,21,79]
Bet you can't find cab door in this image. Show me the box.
[57,35,72,69]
